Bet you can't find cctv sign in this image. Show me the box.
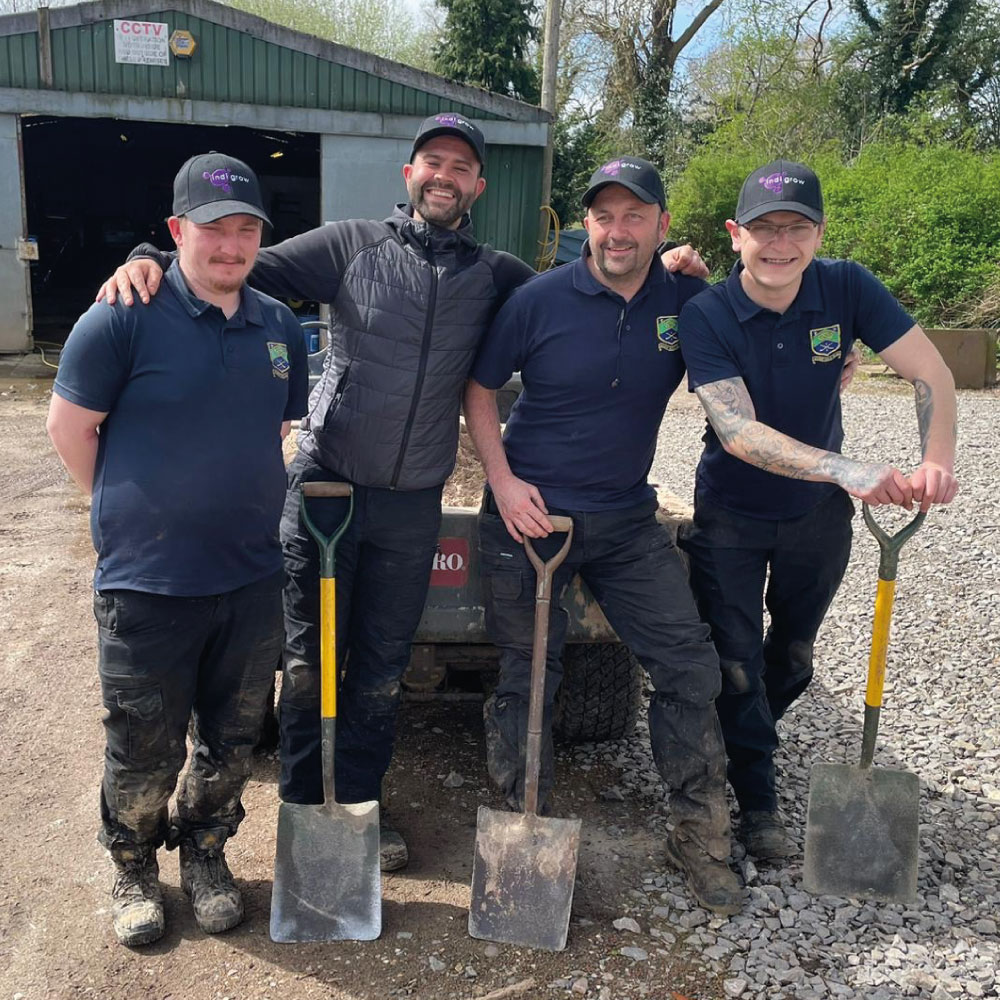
[113,19,170,66]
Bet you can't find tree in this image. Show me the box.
[577,0,727,160]
[433,0,540,101]
[846,0,977,115]
[227,0,436,70]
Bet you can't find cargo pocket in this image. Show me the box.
[107,683,171,762]
[488,568,523,603]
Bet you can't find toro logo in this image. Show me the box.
[430,538,469,587]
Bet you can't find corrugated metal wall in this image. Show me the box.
[0,30,39,89]
[1,12,499,119]
[477,144,544,266]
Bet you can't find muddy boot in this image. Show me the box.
[379,814,409,872]
[664,833,743,917]
[739,810,797,861]
[110,845,164,947]
[179,832,244,934]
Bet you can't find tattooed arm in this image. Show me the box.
[695,377,914,507]
[877,326,958,511]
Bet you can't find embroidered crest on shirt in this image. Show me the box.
[656,315,679,352]
[809,324,842,363]
[267,342,290,379]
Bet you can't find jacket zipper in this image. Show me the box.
[391,242,438,488]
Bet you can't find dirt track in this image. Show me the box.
[0,378,720,1000]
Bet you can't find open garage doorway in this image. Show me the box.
[22,116,320,343]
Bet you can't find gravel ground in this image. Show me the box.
[557,375,1000,999]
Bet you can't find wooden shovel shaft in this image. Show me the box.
[522,517,574,817]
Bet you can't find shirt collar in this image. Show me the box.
[571,240,667,300]
[165,260,264,326]
[725,258,824,322]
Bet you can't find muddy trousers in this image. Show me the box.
[479,493,731,859]
[680,490,854,814]
[94,572,283,851]
[278,453,443,805]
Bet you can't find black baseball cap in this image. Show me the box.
[411,113,486,166]
[172,152,271,226]
[582,156,666,211]
[735,159,824,225]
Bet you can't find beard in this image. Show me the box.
[408,179,475,228]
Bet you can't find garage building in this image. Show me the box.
[0,0,548,352]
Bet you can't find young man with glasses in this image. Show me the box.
[677,159,958,862]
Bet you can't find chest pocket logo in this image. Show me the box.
[810,324,842,363]
[656,315,679,352]
[267,342,290,379]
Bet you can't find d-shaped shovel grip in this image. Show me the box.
[859,504,925,768]
[521,516,574,816]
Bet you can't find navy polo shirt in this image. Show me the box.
[54,261,309,596]
[472,247,707,510]
[679,257,915,519]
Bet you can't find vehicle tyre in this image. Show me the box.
[553,642,642,744]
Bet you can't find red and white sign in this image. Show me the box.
[113,19,170,66]
[430,538,469,587]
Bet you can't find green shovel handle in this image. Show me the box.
[862,503,925,582]
[300,481,354,578]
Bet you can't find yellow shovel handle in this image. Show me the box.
[864,577,896,709]
[320,577,337,720]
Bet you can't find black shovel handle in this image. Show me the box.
[522,517,574,817]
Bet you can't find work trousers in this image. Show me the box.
[479,491,731,859]
[95,572,283,851]
[679,489,854,813]
[278,453,442,804]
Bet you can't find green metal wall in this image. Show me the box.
[477,143,544,266]
[0,30,39,89]
[1,11,502,118]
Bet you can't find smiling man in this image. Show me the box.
[47,153,309,947]
[464,157,742,916]
[677,159,958,862]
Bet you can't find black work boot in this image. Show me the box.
[664,833,743,917]
[379,813,409,872]
[110,844,164,947]
[739,810,797,861]
[178,831,244,934]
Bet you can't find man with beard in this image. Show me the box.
[49,153,309,946]
[463,157,742,916]
[99,121,706,872]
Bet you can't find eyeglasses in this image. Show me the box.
[742,221,818,243]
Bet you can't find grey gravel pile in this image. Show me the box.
[565,382,1000,999]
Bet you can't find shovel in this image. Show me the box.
[469,516,582,951]
[270,481,382,942]
[803,503,926,903]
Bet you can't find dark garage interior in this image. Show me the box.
[22,115,321,342]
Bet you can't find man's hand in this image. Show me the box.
[96,259,164,306]
[909,461,958,512]
[661,244,710,279]
[491,473,552,542]
[840,346,861,393]
[838,461,914,509]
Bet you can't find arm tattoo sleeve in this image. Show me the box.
[696,377,878,487]
[914,378,933,457]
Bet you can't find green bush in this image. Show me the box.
[820,143,1000,327]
